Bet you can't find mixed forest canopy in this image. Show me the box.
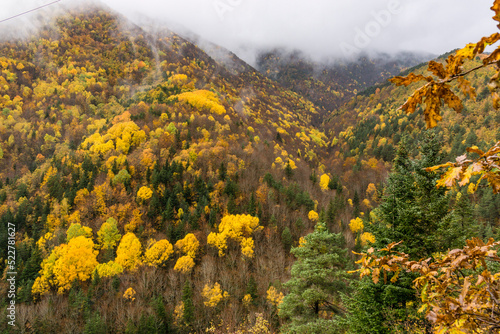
[0,1,498,333]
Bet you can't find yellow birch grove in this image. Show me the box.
[32,236,98,295]
[143,239,174,266]
[202,282,229,307]
[97,217,121,250]
[207,214,262,258]
[174,233,200,273]
[115,232,142,271]
[319,174,330,190]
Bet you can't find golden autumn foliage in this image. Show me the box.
[124,209,143,233]
[242,294,253,307]
[362,198,371,209]
[143,239,174,266]
[37,232,56,255]
[366,183,377,199]
[173,233,199,273]
[173,255,195,274]
[175,233,200,258]
[307,210,319,222]
[81,117,146,156]
[174,301,185,325]
[360,232,376,246]
[137,186,153,202]
[240,237,255,258]
[32,236,99,295]
[202,282,230,307]
[93,261,123,278]
[172,90,226,115]
[115,232,142,271]
[207,214,262,258]
[319,174,330,191]
[266,286,284,307]
[123,287,136,301]
[97,217,121,250]
[349,217,364,233]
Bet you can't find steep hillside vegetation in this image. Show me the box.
[0,3,498,333]
[324,52,500,233]
[0,7,366,333]
[256,49,432,113]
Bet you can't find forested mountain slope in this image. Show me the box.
[0,6,364,333]
[0,3,498,333]
[324,52,500,233]
[256,49,432,112]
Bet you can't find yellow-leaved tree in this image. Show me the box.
[349,217,364,234]
[173,256,195,274]
[171,90,226,115]
[143,239,174,266]
[307,210,319,222]
[207,214,262,258]
[174,233,199,273]
[319,174,330,191]
[97,217,121,250]
[115,232,142,271]
[93,261,123,278]
[202,282,229,307]
[32,236,98,295]
[66,223,92,242]
[137,186,153,202]
[175,233,200,258]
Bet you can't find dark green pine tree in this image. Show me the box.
[309,170,317,184]
[208,208,217,227]
[371,133,451,259]
[344,133,461,334]
[218,162,227,181]
[328,175,338,190]
[246,276,258,301]
[326,199,337,230]
[284,160,294,179]
[339,278,395,334]
[247,192,257,216]
[353,191,360,218]
[227,195,237,215]
[281,227,293,252]
[182,280,194,328]
[162,198,174,222]
[279,222,350,333]
[83,312,107,334]
[435,191,476,249]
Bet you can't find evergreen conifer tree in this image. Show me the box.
[182,280,194,327]
[370,133,451,259]
[279,222,350,333]
[344,133,473,333]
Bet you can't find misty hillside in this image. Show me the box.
[0,6,363,333]
[0,3,499,334]
[255,49,433,113]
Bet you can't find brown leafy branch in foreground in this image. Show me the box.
[353,238,500,333]
[389,0,500,193]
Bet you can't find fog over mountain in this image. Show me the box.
[1,0,496,64]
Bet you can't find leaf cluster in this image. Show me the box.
[355,238,500,333]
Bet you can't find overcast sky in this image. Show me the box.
[0,0,497,63]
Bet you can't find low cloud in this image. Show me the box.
[1,0,496,64]
[102,0,496,63]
